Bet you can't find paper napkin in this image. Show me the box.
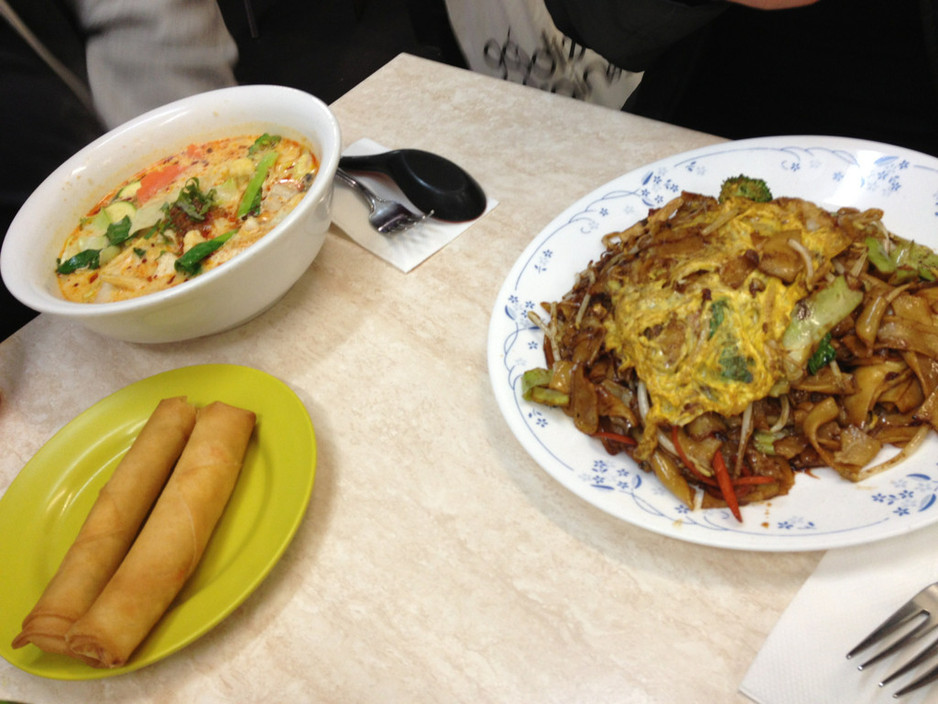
[740,523,938,704]
[330,138,497,273]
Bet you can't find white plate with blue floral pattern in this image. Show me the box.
[488,135,938,552]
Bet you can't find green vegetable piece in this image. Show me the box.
[56,249,100,274]
[248,133,282,155]
[708,299,729,339]
[753,430,778,456]
[865,237,896,274]
[105,216,133,246]
[781,275,863,366]
[529,387,570,407]
[103,200,136,223]
[117,180,141,199]
[173,178,216,222]
[719,346,753,383]
[137,219,170,241]
[718,175,773,203]
[865,236,938,283]
[807,332,836,375]
[521,368,553,400]
[174,229,237,276]
[81,209,110,233]
[521,367,570,406]
[237,151,278,219]
[895,241,938,282]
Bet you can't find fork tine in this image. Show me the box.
[336,167,430,233]
[378,217,411,234]
[847,599,926,661]
[859,617,933,670]
[881,630,938,688]
[894,655,938,698]
[848,583,938,698]
[377,212,427,234]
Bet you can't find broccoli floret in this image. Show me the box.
[718,175,773,203]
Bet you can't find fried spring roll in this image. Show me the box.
[65,401,256,668]
[12,396,197,655]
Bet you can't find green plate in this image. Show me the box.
[0,364,316,679]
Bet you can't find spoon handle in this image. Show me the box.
[340,150,465,187]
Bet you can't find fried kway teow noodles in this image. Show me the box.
[523,176,938,521]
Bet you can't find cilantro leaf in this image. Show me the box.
[173,178,216,221]
[56,249,100,274]
[105,215,133,246]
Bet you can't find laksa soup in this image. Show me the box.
[56,133,318,303]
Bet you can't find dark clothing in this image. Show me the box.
[544,0,938,157]
[0,5,104,336]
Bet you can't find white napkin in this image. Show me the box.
[740,523,938,704]
[330,138,497,272]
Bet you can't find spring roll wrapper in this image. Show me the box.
[65,401,256,668]
[11,397,197,655]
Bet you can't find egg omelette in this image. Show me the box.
[601,193,854,431]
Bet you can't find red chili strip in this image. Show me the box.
[713,449,742,522]
[670,426,718,487]
[593,431,637,446]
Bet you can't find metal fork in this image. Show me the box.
[334,167,428,234]
[847,582,938,697]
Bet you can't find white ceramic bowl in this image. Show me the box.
[0,85,341,343]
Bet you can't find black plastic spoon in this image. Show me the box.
[338,149,487,222]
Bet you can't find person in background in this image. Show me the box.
[0,0,238,338]
[543,0,938,158]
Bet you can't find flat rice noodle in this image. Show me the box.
[833,425,883,470]
[719,249,759,289]
[840,333,874,359]
[872,424,929,445]
[802,397,840,469]
[596,382,637,426]
[675,428,722,474]
[774,433,809,459]
[901,351,938,398]
[792,366,856,395]
[571,324,605,366]
[756,233,804,283]
[549,359,573,393]
[851,426,929,481]
[570,364,599,435]
[647,233,708,261]
[877,375,924,413]
[892,293,935,327]
[654,318,687,368]
[815,420,842,450]
[843,362,904,426]
[877,318,938,359]
[742,448,795,501]
[686,412,727,441]
[855,286,892,348]
[647,450,694,508]
[648,196,684,225]
[915,385,938,431]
